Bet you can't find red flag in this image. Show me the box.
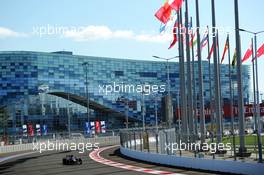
[257,43,264,58]
[170,0,184,11]
[221,36,229,64]
[208,40,219,60]
[168,19,178,49]
[208,44,214,60]
[155,2,172,24]
[242,43,253,63]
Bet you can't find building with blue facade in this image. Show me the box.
[0,51,251,134]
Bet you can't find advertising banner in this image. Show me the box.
[90,121,95,134]
[22,124,27,137]
[95,121,101,134]
[85,122,90,135]
[101,121,106,133]
[42,125,48,136]
[28,124,34,137]
[36,124,41,136]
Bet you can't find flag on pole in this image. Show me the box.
[200,34,208,48]
[190,32,197,47]
[207,37,220,60]
[201,27,209,49]
[168,19,179,49]
[208,44,214,60]
[155,0,184,24]
[159,11,177,33]
[189,32,196,47]
[256,43,264,58]
[160,23,166,33]
[170,0,184,11]
[155,2,172,24]
[232,49,237,67]
[221,36,229,64]
[242,43,253,63]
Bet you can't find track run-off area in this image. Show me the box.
[0,146,219,175]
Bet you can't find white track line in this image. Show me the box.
[89,146,186,175]
[0,152,36,163]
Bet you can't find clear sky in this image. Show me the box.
[0,0,264,93]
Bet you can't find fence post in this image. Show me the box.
[140,132,143,151]
[146,131,150,153]
[156,131,159,154]
[134,131,136,150]
[126,132,129,148]
[165,131,170,155]
[129,132,132,149]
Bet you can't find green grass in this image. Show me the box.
[221,135,264,146]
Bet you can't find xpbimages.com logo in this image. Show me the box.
[99,82,166,95]
[32,140,100,154]
[164,141,232,154]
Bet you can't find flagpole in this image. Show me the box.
[195,0,206,144]
[228,34,237,160]
[185,0,194,142]
[191,17,198,137]
[251,38,257,132]
[211,0,222,144]
[206,26,212,127]
[207,26,214,147]
[216,30,224,136]
[207,26,216,159]
[234,0,247,155]
[253,33,263,162]
[177,9,188,142]
[239,28,264,161]
[251,37,258,159]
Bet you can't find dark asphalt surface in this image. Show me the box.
[0,147,220,175]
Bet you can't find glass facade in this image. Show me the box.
[0,51,251,133]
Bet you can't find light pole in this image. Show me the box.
[142,91,146,131]
[153,93,161,133]
[177,91,181,133]
[154,96,158,132]
[120,97,129,129]
[239,28,264,162]
[125,99,129,129]
[152,56,180,96]
[67,92,71,138]
[153,55,180,128]
[82,62,90,133]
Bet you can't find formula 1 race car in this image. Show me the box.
[62,155,82,165]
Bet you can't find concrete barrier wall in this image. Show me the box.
[0,136,120,153]
[120,147,264,175]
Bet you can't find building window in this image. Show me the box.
[139,72,157,77]
[114,71,124,76]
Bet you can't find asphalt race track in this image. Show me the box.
[0,147,220,175]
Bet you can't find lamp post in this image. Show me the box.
[153,56,180,128]
[153,93,161,133]
[142,91,146,131]
[152,56,180,96]
[155,96,158,132]
[125,99,129,129]
[67,92,71,138]
[82,62,90,133]
[120,97,129,129]
[239,28,264,162]
[177,91,181,133]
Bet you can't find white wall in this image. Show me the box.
[121,147,264,175]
